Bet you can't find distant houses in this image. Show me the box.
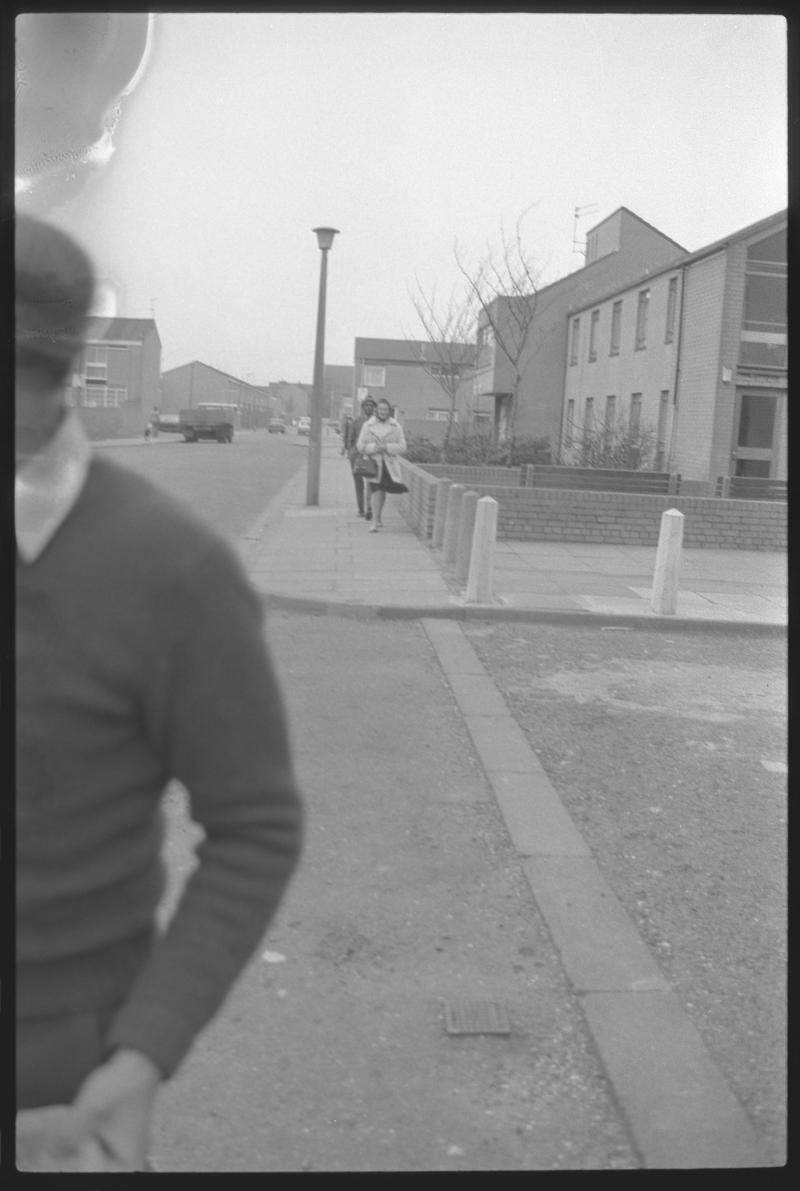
[68,204,785,491]
[353,337,477,441]
[65,317,161,438]
[160,361,274,428]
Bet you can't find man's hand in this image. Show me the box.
[68,1047,162,1171]
[17,1104,107,1171]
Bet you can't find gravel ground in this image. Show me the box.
[461,622,787,1165]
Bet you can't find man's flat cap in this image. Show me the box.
[16,214,95,365]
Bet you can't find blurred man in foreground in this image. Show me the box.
[15,214,303,1171]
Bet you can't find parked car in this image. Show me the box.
[297,417,311,437]
[268,418,287,434]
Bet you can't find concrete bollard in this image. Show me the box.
[432,479,452,548]
[651,507,684,614]
[454,491,479,582]
[466,496,498,603]
[442,484,466,565]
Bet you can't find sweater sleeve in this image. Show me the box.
[105,540,303,1078]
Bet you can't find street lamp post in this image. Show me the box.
[306,226,339,506]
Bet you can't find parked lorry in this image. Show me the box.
[178,404,236,443]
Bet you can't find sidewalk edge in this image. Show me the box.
[257,590,785,634]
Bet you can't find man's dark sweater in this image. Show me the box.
[17,456,303,1079]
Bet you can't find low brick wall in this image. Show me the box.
[398,460,440,538]
[398,461,786,551]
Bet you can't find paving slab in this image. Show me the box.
[483,771,592,859]
[582,991,768,1168]
[520,856,668,994]
[464,716,544,774]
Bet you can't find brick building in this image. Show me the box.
[353,337,476,440]
[561,209,787,486]
[472,208,687,446]
[65,317,161,439]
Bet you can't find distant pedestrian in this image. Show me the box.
[15,213,304,1171]
[356,398,408,532]
[144,422,152,441]
[344,395,377,519]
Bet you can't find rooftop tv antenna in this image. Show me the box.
[571,204,599,265]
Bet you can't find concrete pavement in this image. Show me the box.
[97,430,784,1167]
[241,439,787,631]
[238,439,783,1168]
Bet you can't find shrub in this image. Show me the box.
[556,408,658,470]
[405,427,551,467]
[404,435,443,464]
[493,435,552,466]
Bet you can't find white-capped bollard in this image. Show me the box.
[432,479,451,548]
[651,507,684,614]
[454,491,479,582]
[466,496,498,603]
[442,484,466,565]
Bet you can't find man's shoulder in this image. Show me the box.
[82,457,226,557]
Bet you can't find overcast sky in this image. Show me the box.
[17,11,787,383]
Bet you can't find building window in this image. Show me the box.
[629,392,642,434]
[665,277,678,343]
[588,310,599,362]
[604,395,616,444]
[739,229,787,370]
[82,386,127,408]
[635,289,650,349]
[609,301,622,356]
[569,318,580,365]
[362,365,385,387]
[85,345,108,381]
[583,397,594,434]
[655,390,670,470]
[426,408,457,422]
[565,399,575,447]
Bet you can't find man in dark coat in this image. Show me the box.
[342,394,377,518]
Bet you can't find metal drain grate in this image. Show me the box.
[443,998,511,1035]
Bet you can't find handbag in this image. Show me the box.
[353,453,379,479]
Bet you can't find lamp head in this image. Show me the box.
[312,226,339,251]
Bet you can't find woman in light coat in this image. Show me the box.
[355,398,408,532]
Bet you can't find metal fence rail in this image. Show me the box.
[715,476,787,501]
[523,465,678,494]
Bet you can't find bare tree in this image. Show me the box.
[560,403,658,470]
[405,279,477,460]
[454,205,546,459]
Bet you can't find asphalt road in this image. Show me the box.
[94,428,307,539]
